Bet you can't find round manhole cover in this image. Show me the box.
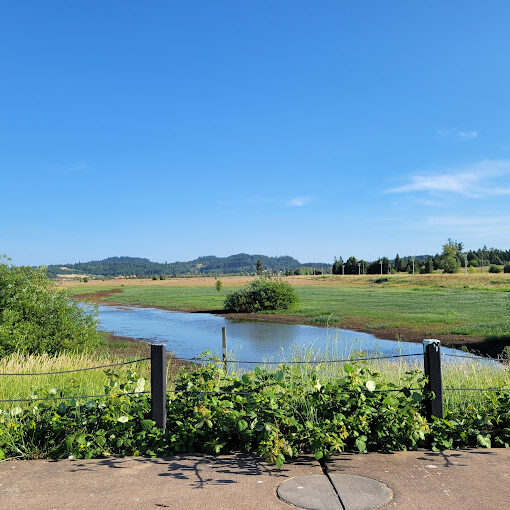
[277,474,392,510]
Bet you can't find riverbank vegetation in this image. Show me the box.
[66,272,510,356]
[1,258,509,464]
[1,358,508,464]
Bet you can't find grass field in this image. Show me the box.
[63,273,510,355]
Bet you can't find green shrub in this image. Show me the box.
[224,278,298,312]
[215,279,223,292]
[504,263,510,274]
[372,277,389,284]
[0,257,101,356]
[489,265,502,273]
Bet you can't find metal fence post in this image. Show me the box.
[151,344,167,430]
[222,326,227,373]
[423,339,444,420]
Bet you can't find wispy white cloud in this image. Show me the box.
[437,128,478,141]
[287,196,312,207]
[425,214,510,239]
[216,196,314,208]
[386,159,510,198]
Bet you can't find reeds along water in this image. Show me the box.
[1,339,508,414]
[223,338,510,414]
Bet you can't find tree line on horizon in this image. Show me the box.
[43,242,510,279]
[332,241,510,275]
[45,254,331,278]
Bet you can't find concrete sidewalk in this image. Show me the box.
[0,454,321,510]
[0,449,509,509]
[326,449,510,510]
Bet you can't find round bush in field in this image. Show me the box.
[504,263,510,273]
[489,264,502,273]
[0,257,101,356]
[224,278,298,312]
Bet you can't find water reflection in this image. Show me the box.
[96,305,474,363]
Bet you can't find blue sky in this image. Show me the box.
[1,1,510,266]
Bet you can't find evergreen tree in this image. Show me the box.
[332,257,344,274]
[344,256,358,275]
[256,259,264,275]
[394,254,402,272]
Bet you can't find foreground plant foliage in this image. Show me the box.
[1,361,509,465]
[0,257,101,356]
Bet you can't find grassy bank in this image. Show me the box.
[2,348,508,415]
[0,346,187,406]
[65,273,510,355]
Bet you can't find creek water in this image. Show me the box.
[97,305,471,363]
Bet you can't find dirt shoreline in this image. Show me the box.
[78,289,506,357]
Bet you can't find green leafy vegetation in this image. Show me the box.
[224,278,298,312]
[1,359,508,464]
[0,258,101,356]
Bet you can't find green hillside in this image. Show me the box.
[46,254,331,278]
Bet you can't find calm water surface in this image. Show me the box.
[97,305,470,362]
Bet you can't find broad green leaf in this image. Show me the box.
[276,454,285,468]
[355,437,367,452]
[476,434,491,448]
[365,380,376,392]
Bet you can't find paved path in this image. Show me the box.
[0,454,321,510]
[0,449,509,509]
[327,449,510,510]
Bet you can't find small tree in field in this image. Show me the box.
[441,242,461,273]
[215,279,223,292]
[504,263,510,273]
[256,259,264,275]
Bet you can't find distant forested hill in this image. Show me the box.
[46,254,331,278]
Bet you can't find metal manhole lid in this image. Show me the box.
[277,473,392,510]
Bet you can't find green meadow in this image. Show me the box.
[68,274,510,355]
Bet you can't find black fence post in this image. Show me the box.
[222,326,227,373]
[423,339,444,420]
[151,344,167,430]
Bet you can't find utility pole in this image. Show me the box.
[342,264,345,276]
[379,261,383,275]
[464,254,467,274]
[358,262,361,275]
[412,257,415,275]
